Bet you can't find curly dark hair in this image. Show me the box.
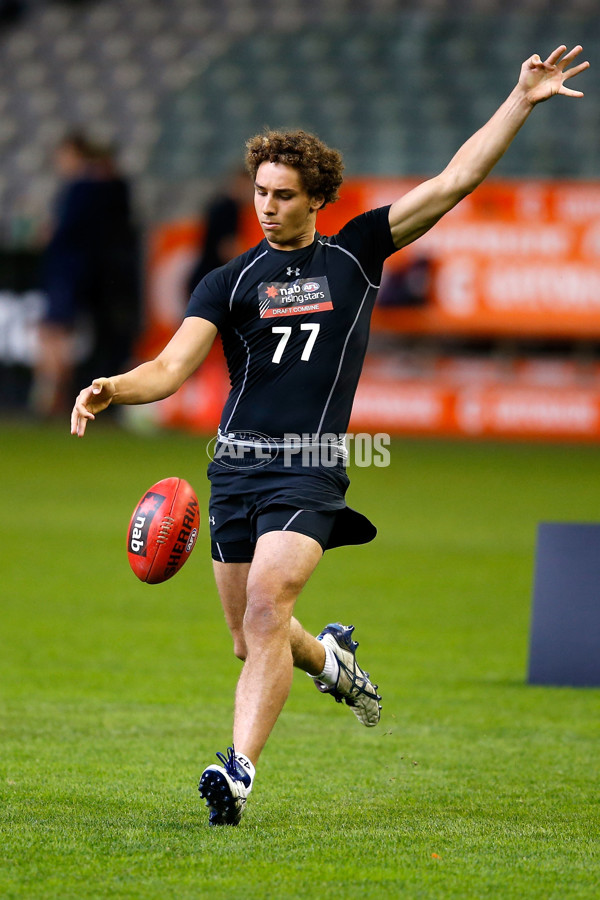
[245,129,344,207]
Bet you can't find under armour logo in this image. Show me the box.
[208,515,216,525]
[287,267,300,277]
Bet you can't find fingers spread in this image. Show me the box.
[563,60,590,80]
[559,87,585,99]
[557,45,584,68]
[544,45,567,67]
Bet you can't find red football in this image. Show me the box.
[127,477,200,584]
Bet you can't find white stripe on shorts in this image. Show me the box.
[282,509,305,531]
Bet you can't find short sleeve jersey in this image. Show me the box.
[185,205,396,438]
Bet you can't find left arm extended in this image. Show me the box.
[388,45,589,250]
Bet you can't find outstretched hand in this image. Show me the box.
[519,45,589,105]
[70,377,116,437]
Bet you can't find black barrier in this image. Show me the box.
[528,522,600,687]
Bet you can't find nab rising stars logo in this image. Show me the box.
[258,275,333,318]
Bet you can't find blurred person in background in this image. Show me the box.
[187,166,253,294]
[31,131,139,417]
[376,255,432,308]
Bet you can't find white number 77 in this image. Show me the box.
[271,323,320,364]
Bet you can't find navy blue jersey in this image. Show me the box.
[185,205,396,438]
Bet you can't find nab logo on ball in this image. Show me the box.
[127,477,200,584]
[128,491,165,556]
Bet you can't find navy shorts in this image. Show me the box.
[207,455,377,564]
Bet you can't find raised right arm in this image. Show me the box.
[70,316,218,437]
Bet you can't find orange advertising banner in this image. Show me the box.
[350,358,600,442]
[369,180,600,337]
[143,177,600,440]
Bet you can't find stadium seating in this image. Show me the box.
[0,0,597,237]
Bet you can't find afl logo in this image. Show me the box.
[186,528,198,553]
[303,281,320,292]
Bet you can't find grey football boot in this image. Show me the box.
[314,623,382,727]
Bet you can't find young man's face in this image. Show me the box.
[254,161,323,250]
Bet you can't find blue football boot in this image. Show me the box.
[199,746,253,826]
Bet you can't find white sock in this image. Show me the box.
[234,751,255,786]
[315,643,340,686]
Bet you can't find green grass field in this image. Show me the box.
[2,420,599,899]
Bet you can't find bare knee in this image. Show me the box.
[244,595,277,636]
[243,582,300,644]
